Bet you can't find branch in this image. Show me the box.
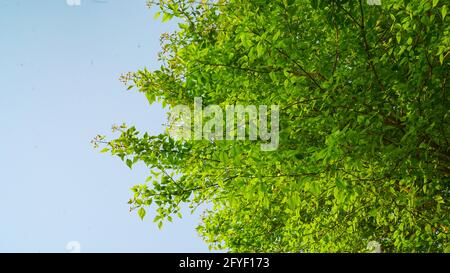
[359,0,385,91]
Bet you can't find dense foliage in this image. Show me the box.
[97,0,450,252]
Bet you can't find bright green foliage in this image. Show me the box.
[99,0,450,252]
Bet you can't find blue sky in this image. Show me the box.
[0,0,210,252]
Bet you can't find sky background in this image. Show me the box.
[0,0,211,252]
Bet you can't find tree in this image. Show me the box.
[95,0,450,252]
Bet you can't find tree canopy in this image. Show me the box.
[96,0,450,252]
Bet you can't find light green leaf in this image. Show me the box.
[138,207,146,220]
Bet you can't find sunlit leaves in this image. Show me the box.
[97,0,450,253]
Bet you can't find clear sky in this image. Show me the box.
[0,0,211,252]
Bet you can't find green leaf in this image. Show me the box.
[445,245,450,253]
[425,224,432,234]
[138,207,146,220]
[162,12,173,23]
[407,37,413,45]
[126,159,133,169]
[396,32,402,43]
[434,195,444,204]
[256,42,264,57]
[433,0,439,8]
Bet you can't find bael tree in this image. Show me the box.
[95,0,450,252]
